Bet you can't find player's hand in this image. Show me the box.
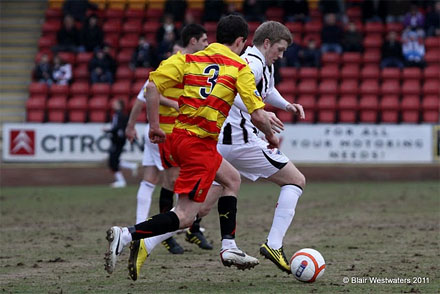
[266,111,284,133]
[149,127,166,144]
[125,125,137,143]
[286,103,305,120]
[265,132,280,149]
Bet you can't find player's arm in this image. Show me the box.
[126,80,149,142]
[145,82,164,143]
[159,95,179,111]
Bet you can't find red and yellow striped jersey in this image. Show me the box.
[150,43,265,141]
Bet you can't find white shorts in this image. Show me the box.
[217,137,290,181]
[142,124,164,170]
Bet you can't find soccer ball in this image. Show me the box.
[290,248,326,283]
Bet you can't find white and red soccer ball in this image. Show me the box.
[290,248,326,283]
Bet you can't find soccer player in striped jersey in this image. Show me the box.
[125,24,212,256]
[216,21,306,274]
[105,15,280,276]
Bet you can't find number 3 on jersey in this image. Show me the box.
[200,64,219,99]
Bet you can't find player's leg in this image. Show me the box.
[135,165,160,224]
[214,159,259,270]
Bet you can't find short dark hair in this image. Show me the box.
[253,21,292,47]
[181,24,207,47]
[216,15,248,45]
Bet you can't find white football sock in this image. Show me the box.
[114,171,125,182]
[136,180,155,224]
[267,185,302,250]
[120,160,137,170]
[144,231,177,254]
[221,238,238,250]
[121,227,132,248]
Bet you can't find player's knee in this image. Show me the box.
[198,205,211,218]
[228,168,241,192]
[296,172,306,189]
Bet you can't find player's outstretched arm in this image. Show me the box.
[251,108,280,148]
[125,99,144,143]
[145,82,166,143]
[159,95,179,111]
[286,103,306,120]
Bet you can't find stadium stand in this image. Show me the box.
[27,0,439,124]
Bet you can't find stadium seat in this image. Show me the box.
[318,80,338,95]
[286,22,303,35]
[67,96,88,122]
[122,19,142,34]
[304,21,322,35]
[425,36,440,50]
[47,96,67,122]
[423,65,440,80]
[361,65,380,80]
[381,68,401,82]
[42,20,61,35]
[38,35,56,50]
[385,22,403,34]
[145,8,163,22]
[277,81,296,96]
[265,7,284,22]
[91,84,111,96]
[340,65,360,80]
[339,80,358,95]
[125,8,144,20]
[302,34,321,47]
[70,82,90,96]
[76,52,93,65]
[338,95,358,123]
[88,96,109,122]
[116,49,133,65]
[422,96,440,123]
[279,67,297,81]
[129,98,147,122]
[400,95,420,123]
[317,95,337,123]
[362,50,381,65]
[360,80,379,96]
[49,84,69,97]
[402,80,421,96]
[73,64,90,82]
[131,81,146,96]
[26,96,46,122]
[115,66,134,81]
[342,52,362,66]
[380,80,400,96]
[320,65,339,81]
[134,67,153,82]
[380,95,400,123]
[111,81,132,97]
[363,35,383,50]
[104,33,120,49]
[105,9,125,19]
[45,8,63,20]
[364,22,384,36]
[103,19,122,34]
[402,68,421,81]
[29,82,49,97]
[297,80,318,95]
[298,68,319,80]
[296,95,316,123]
[425,50,440,65]
[277,110,294,123]
[321,52,340,67]
[119,35,139,49]
[423,80,440,95]
[346,6,361,20]
[359,95,379,123]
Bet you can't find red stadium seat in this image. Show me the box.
[402,68,421,81]
[298,68,319,80]
[361,65,380,80]
[49,84,69,97]
[91,83,111,96]
[381,68,401,82]
[45,8,63,20]
[338,95,358,123]
[425,50,440,65]
[422,96,440,123]
[277,110,294,123]
[296,95,316,123]
[116,49,133,65]
[125,8,144,20]
[320,65,339,81]
[142,21,161,35]
[57,52,76,65]
[380,80,400,96]
[362,50,381,65]
[67,96,88,122]
[277,81,296,96]
[423,65,440,80]
[340,65,360,80]
[265,7,284,22]
[364,22,384,35]
[111,81,132,96]
[105,9,124,19]
[248,22,260,34]
[145,8,163,22]
[302,34,321,47]
[380,95,400,123]
[115,66,134,81]
[317,95,337,123]
[103,19,122,34]
[304,21,322,34]
[134,67,153,82]
[76,52,93,64]
[122,19,142,34]
[47,96,67,122]
[131,81,146,96]
[401,95,420,123]
[26,96,46,122]
[29,82,49,97]
[318,80,338,95]
[385,22,403,34]
[359,95,379,123]
[423,80,440,95]
[360,80,379,95]
[38,35,56,50]
[402,80,421,96]
[321,52,340,67]
[42,20,61,35]
[339,80,358,95]
[70,82,90,96]
[119,35,138,49]
[279,67,297,81]
[298,80,318,95]
[73,64,90,82]
[88,96,109,122]
[286,22,303,35]
[363,35,383,50]
[425,36,440,50]
[129,98,147,122]
[346,6,361,20]
[342,52,362,66]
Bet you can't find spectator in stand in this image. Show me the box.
[157,31,176,63]
[403,4,425,29]
[80,14,103,52]
[380,31,404,69]
[34,53,53,85]
[283,36,302,68]
[299,38,321,67]
[321,13,343,54]
[319,0,345,21]
[156,14,180,45]
[103,44,117,78]
[130,37,152,69]
[89,48,114,84]
[242,0,265,22]
[52,54,72,85]
[402,30,426,68]
[342,22,363,52]
[62,0,97,23]
[53,14,80,53]
[203,0,226,22]
[284,0,310,23]
[164,0,187,22]
[384,0,411,23]
[362,0,387,23]
[425,1,440,37]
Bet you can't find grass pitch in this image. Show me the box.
[1,181,439,294]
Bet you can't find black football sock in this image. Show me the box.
[189,216,202,233]
[128,211,179,240]
[218,196,237,240]
[159,187,174,213]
